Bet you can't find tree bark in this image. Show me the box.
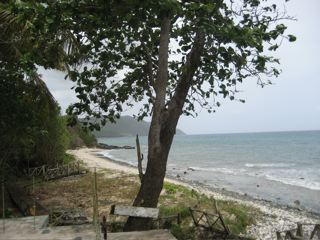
[124,20,205,231]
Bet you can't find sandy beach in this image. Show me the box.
[68,148,320,240]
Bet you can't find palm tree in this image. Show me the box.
[0,3,82,172]
[0,2,86,102]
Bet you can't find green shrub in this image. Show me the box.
[160,182,259,238]
[66,118,97,149]
[170,224,195,240]
[63,153,76,165]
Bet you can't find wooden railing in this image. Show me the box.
[26,162,82,181]
[189,208,230,237]
[27,165,46,177]
[276,223,320,240]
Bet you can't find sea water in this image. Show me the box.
[98,130,320,213]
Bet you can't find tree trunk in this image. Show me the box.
[124,16,205,232]
[124,114,177,231]
[124,14,172,231]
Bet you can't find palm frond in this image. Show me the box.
[0,8,25,61]
[29,72,57,109]
[0,9,16,25]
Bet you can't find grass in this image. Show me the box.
[32,168,260,239]
[159,182,259,238]
[63,153,76,165]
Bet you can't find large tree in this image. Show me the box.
[7,0,295,230]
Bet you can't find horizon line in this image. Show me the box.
[184,129,320,136]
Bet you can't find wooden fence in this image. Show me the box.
[276,223,320,240]
[26,162,82,181]
[189,208,230,237]
[27,165,46,177]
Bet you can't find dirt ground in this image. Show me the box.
[35,169,140,222]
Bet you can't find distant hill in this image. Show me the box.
[93,116,185,138]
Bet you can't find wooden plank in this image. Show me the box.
[109,229,177,240]
[2,217,177,239]
[111,205,159,218]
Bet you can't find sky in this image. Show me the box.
[41,0,320,135]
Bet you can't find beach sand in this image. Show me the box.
[68,148,320,240]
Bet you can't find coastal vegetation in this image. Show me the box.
[67,118,97,149]
[29,166,259,239]
[0,100,96,172]
[1,0,295,233]
[0,2,77,174]
[0,71,69,170]
[25,0,294,230]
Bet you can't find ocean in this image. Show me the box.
[97,130,320,213]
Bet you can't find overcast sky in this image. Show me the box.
[41,0,320,135]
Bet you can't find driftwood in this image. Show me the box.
[136,134,144,182]
[110,205,159,219]
[6,183,47,216]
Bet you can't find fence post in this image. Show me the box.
[177,213,181,225]
[310,224,320,239]
[2,174,5,233]
[33,176,36,230]
[296,223,303,237]
[92,167,100,240]
[276,232,283,240]
[136,135,143,182]
[101,215,107,240]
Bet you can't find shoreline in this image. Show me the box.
[68,147,320,239]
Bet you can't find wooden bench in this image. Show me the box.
[110,204,181,227]
[110,205,160,219]
[100,205,180,239]
[99,205,161,240]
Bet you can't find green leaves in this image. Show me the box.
[276,24,287,34]
[0,59,69,167]
[288,34,297,42]
[268,44,279,51]
[3,0,294,127]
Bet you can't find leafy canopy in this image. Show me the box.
[9,0,295,129]
[0,3,72,169]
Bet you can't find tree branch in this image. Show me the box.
[148,16,171,150]
[167,29,206,118]
[155,16,171,107]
